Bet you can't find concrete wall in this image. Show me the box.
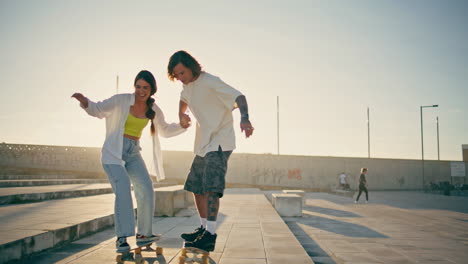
[165,152,467,190]
[0,143,104,177]
[1,143,466,189]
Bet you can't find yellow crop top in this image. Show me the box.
[124,113,149,138]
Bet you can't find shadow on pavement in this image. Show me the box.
[305,191,468,214]
[14,238,114,264]
[303,205,361,218]
[285,221,337,264]
[290,213,388,238]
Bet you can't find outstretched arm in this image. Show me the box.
[153,103,187,137]
[235,95,254,138]
[71,92,117,119]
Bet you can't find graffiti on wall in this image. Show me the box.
[251,167,304,186]
[288,168,302,180]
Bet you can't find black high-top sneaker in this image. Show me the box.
[181,225,205,242]
[184,231,217,252]
[116,237,130,253]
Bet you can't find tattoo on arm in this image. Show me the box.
[207,193,220,221]
[235,95,248,117]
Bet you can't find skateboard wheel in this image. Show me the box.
[202,255,209,264]
[116,255,122,262]
[156,247,163,255]
[179,255,186,264]
[135,254,143,264]
[135,248,142,254]
[181,248,187,256]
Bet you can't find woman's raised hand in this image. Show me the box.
[71,93,88,108]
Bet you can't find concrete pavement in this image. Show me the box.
[13,188,313,264]
[4,189,468,264]
[283,191,468,264]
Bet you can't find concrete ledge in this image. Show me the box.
[272,193,303,217]
[282,189,305,205]
[0,188,114,205]
[0,214,114,263]
[0,179,108,187]
[154,185,188,216]
[0,183,175,205]
[0,175,90,180]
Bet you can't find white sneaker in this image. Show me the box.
[136,234,161,247]
[354,201,357,204]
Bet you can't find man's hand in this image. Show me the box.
[240,118,254,138]
[71,93,88,108]
[179,113,191,129]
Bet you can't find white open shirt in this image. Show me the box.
[80,93,185,181]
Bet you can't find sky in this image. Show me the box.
[1,0,467,162]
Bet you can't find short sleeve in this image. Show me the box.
[180,89,188,104]
[210,76,242,110]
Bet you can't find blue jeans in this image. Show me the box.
[103,137,154,238]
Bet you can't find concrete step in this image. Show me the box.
[0,179,108,187]
[0,193,119,263]
[0,174,102,180]
[0,182,175,205]
[0,184,113,205]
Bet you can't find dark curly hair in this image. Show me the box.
[167,50,202,81]
[134,70,157,135]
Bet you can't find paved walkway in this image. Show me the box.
[282,191,468,264]
[7,190,468,264]
[15,189,312,264]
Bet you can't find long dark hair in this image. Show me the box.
[134,70,157,135]
[167,50,202,81]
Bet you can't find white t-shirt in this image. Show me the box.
[339,173,347,184]
[180,72,243,157]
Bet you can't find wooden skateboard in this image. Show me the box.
[116,243,163,264]
[178,247,209,264]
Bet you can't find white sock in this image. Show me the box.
[200,218,207,228]
[206,220,217,235]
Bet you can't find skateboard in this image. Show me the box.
[178,247,209,264]
[116,243,163,264]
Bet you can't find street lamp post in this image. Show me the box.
[277,96,280,155]
[436,116,440,161]
[367,107,370,158]
[420,104,439,189]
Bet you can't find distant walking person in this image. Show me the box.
[339,172,349,190]
[167,50,254,252]
[71,70,186,253]
[355,168,369,203]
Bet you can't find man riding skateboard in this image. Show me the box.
[167,50,254,252]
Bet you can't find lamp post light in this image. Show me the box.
[420,104,438,189]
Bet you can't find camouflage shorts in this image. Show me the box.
[184,146,232,198]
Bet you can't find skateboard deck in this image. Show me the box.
[178,247,209,264]
[116,243,163,264]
